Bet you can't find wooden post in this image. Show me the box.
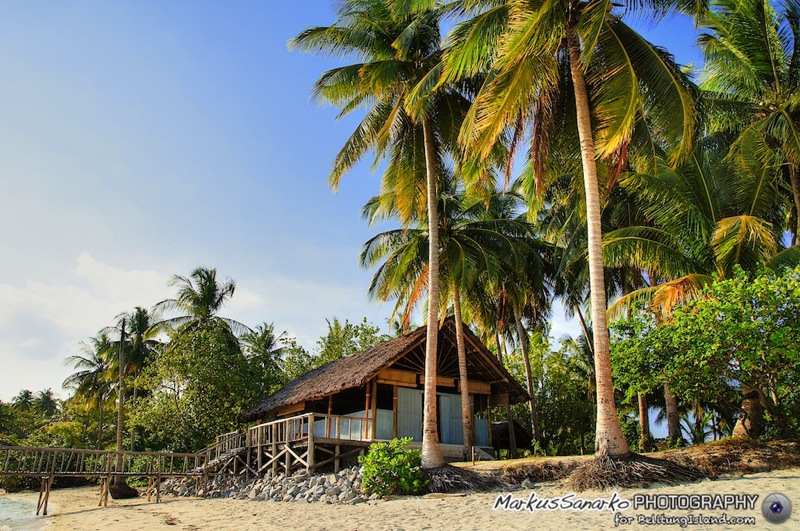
[307,414,315,472]
[36,478,47,515]
[370,380,378,440]
[327,396,333,437]
[487,403,493,448]
[392,385,399,439]
[334,444,340,474]
[363,380,372,440]
[271,424,277,476]
[257,426,263,472]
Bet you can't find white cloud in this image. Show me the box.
[0,254,173,399]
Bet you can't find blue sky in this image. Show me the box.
[0,1,701,402]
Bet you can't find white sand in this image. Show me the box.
[7,468,799,530]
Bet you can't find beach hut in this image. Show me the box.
[241,318,527,474]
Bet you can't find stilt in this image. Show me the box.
[41,474,54,515]
[334,444,340,473]
[98,476,110,507]
[307,414,315,472]
[36,477,47,515]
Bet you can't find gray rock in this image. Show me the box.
[325,486,342,496]
[339,490,355,502]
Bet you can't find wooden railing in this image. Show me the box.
[206,431,245,461]
[0,446,207,478]
[247,413,369,448]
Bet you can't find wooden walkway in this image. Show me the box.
[1,413,382,517]
[0,445,210,515]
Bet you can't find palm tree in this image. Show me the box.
[64,333,114,449]
[604,137,799,437]
[292,0,476,467]
[155,267,251,336]
[443,0,697,457]
[699,0,800,244]
[0,400,12,433]
[12,389,35,411]
[241,322,288,396]
[34,389,59,418]
[124,306,161,378]
[363,178,546,454]
[604,137,796,318]
[113,307,161,452]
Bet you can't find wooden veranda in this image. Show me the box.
[245,413,371,477]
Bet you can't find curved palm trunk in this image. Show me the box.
[575,305,593,354]
[452,286,474,457]
[567,28,630,457]
[514,310,541,443]
[421,117,444,468]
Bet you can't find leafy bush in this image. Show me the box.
[358,437,427,496]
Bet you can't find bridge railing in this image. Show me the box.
[0,446,208,478]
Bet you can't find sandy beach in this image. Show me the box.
[4,467,797,531]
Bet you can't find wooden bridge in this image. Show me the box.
[0,445,211,515]
[0,412,395,518]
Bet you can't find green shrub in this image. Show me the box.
[358,437,427,496]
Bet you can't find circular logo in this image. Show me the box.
[762,493,792,524]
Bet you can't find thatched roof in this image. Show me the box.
[242,319,527,421]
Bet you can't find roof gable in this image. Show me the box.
[242,319,527,421]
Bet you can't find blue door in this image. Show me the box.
[397,387,423,441]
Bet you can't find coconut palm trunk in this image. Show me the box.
[115,318,126,480]
[97,395,104,450]
[566,27,630,457]
[663,382,681,443]
[421,117,445,468]
[514,310,541,443]
[637,392,650,451]
[732,384,764,438]
[790,166,800,245]
[452,285,475,457]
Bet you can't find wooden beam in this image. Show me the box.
[457,380,491,395]
[418,375,456,387]
[489,393,509,407]
[377,368,417,388]
[277,402,305,417]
